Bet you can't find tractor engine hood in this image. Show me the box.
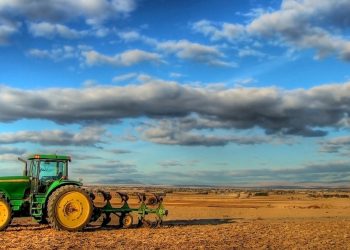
[0,176,30,200]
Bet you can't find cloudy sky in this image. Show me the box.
[1,0,350,186]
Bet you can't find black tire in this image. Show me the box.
[0,197,12,231]
[120,214,133,228]
[47,185,93,231]
[38,217,49,225]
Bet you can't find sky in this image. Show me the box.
[1,0,350,186]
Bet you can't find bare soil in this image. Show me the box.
[1,190,350,249]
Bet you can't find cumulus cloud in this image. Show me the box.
[83,49,163,67]
[116,28,232,67]
[116,31,231,67]
[0,80,350,137]
[117,30,157,45]
[0,18,20,45]
[0,146,26,155]
[0,0,137,24]
[247,0,350,61]
[192,19,245,42]
[27,45,80,61]
[0,0,137,42]
[139,117,270,146]
[0,146,27,162]
[156,39,233,67]
[194,0,350,62]
[28,22,86,39]
[27,27,232,68]
[238,47,266,58]
[320,136,350,153]
[0,127,105,146]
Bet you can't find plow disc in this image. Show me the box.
[90,190,168,229]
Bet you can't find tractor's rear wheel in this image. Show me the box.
[0,198,12,231]
[47,185,93,231]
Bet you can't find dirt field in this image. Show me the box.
[1,189,350,249]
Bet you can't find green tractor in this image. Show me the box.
[0,154,168,231]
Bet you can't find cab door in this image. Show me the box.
[29,160,40,194]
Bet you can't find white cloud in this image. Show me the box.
[115,32,233,67]
[192,19,245,42]
[83,49,163,67]
[0,18,20,45]
[27,46,79,61]
[0,146,26,155]
[238,47,266,58]
[0,0,137,43]
[234,78,257,86]
[92,26,110,37]
[193,0,350,62]
[28,46,163,67]
[0,0,137,24]
[0,126,105,146]
[246,0,350,61]
[169,72,184,78]
[156,39,234,67]
[117,30,140,41]
[117,30,157,45]
[112,72,138,82]
[109,0,136,15]
[320,136,350,153]
[0,79,350,137]
[28,22,86,39]
[139,118,270,146]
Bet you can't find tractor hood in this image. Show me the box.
[0,176,30,199]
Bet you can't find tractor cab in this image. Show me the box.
[25,154,70,194]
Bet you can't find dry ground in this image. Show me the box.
[1,190,350,249]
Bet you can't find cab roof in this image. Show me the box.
[27,154,71,161]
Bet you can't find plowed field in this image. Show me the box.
[1,190,350,249]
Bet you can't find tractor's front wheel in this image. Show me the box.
[47,185,93,231]
[0,197,12,231]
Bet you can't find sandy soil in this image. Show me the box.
[1,190,350,249]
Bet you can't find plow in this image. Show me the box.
[0,154,168,231]
[91,190,168,229]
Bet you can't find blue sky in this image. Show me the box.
[1,0,350,186]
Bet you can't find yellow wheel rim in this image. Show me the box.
[55,191,91,230]
[0,201,10,227]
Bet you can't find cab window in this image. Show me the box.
[39,160,66,181]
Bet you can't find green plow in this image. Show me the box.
[90,190,168,228]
